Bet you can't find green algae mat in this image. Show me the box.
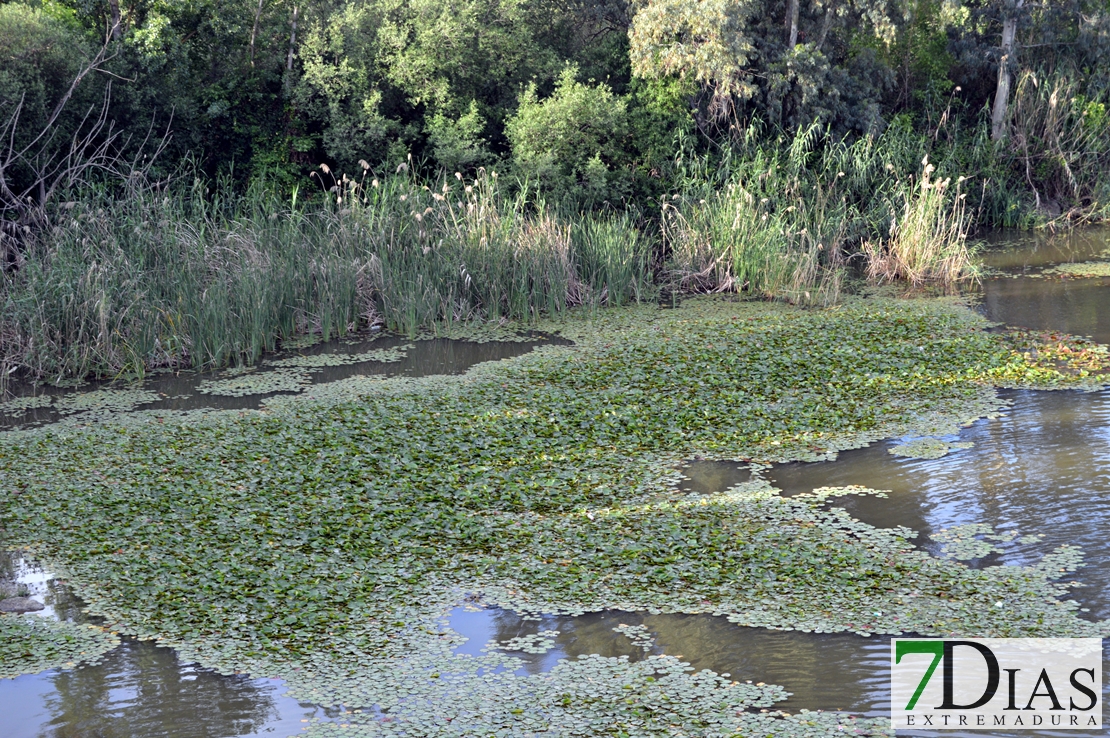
[2,295,1109,737]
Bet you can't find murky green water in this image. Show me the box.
[2,228,1110,736]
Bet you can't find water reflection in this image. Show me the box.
[979,276,1110,344]
[16,640,307,738]
[0,552,321,738]
[768,389,1110,618]
[976,226,1110,272]
[972,227,1110,343]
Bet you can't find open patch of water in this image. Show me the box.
[0,333,565,430]
[973,226,1110,343]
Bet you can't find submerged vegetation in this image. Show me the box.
[1,296,1108,733]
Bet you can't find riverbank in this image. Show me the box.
[2,292,1109,735]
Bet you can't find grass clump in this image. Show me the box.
[863,158,976,285]
[0,172,653,388]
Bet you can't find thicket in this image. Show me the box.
[2,0,1110,383]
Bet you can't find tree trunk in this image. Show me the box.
[108,0,122,40]
[817,5,833,51]
[991,0,1023,141]
[286,5,299,73]
[249,0,265,68]
[785,0,800,47]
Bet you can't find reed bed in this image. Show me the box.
[0,122,1000,387]
[863,158,976,285]
[0,171,653,386]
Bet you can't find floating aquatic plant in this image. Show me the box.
[932,524,1019,560]
[0,394,53,417]
[494,630,560,655]
[0,613,120,679]
[54,388,162,416]
[1041,261,1110,278]
[0,295,1107,734]
[266,345,412,369]
[613,623,655,652]
[888,438,974,459]
[196,368,313,396]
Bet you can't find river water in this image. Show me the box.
[1,229,1109,736]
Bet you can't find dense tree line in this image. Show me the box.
[2,0,1110,211]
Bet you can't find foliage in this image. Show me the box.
[0,3,100,200]
[1000,70,1110,217]
[863,157,976,284]
[0,170,653,384]
[506,66,630,206]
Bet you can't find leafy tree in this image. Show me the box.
[505,65,630,204]
[0,3,100,202]
[628,0,901,135]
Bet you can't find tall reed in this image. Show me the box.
[863,157,976,285]
[0,169,654,386]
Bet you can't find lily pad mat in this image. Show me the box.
[1,295,1107,736]
[0,613,119,679]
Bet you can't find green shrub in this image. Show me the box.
[505,65,630,206]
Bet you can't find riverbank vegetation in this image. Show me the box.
[3,1,1110,384]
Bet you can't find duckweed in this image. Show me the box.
[0,295,1107,734]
